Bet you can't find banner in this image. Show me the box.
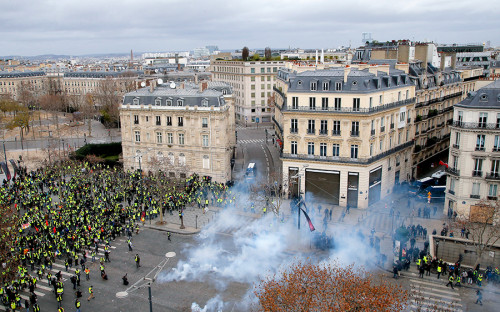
[299,207,316,232]
[0,162,11,180]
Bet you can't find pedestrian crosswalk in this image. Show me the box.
[237,139,265,144]
[408,277,463,312]
[0,240,122,311]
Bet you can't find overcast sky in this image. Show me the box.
[1,0,498,56]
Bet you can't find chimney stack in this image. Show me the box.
[150,80,155,93]
[343,66,351,83]
[200,81,208,92]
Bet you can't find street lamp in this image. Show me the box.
[116,252,176,312]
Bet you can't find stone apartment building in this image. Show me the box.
[446,80,500,217]
[210,60,285,124]
[274,64,415,209]
[120,81,235,183]
[0,71,46,101]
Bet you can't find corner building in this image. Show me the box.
[274,65,415,209]
[446,80,500,217]
[120,81,235,182]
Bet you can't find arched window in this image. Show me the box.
[179,153,186,166]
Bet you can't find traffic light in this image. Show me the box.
[427,191,431,204]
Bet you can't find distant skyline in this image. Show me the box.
[1,0,499,57]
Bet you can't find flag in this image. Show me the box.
[0,162,11,180]
[438,160,449,169]
[300,207,316,232]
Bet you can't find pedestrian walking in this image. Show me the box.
[75,298,81,312]
[128,239,133,251]
[475,289,483,305]
[167,232,171,241]
[135,254,141,268]
[446,275,455,289]
[87,285,94,301]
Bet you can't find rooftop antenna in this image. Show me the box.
[140,81,146,88]
[169,81,176,89]
[157,78,163,85]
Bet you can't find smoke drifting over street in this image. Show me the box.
[158,191,376,311]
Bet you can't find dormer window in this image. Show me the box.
[335,82,342,91]
[352,80,358,86]
[480,94,488,101]
[155,98,161,106]
[222,89,227,95]
[177,99,184,106]
[322,81,329,91]
[310,81,317,91]
[133,98,139,105]
[201,99,209,107]
[166,99,172,106]
[297,80,302,86]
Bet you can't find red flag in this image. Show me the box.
[438,160,449,168]
[46,220,49,226]
[300,207,316,232]
[35,227,39,232]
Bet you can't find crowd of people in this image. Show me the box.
[0,160,233,311]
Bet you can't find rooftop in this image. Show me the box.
[455,80,500,109]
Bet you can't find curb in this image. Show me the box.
[142,224,201,235]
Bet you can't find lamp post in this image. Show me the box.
[116,252,176,312]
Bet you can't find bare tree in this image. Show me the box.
[249,171,285,217]
[453,200,500,267]
[242,47,250,61]
[92,77,121,127]
[38,94,65,134]
[264,47,272,61]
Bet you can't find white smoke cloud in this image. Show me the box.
[191,295,225,312]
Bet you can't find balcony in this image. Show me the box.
[371,129,376,136]
[202,124,208,128]
[290,128,298,134]
[493,147,500,152]
[167,122,172,126]
[470,194,481,199]
[488,196,498,200]
[446,167,460,176]
[351,131,360,137]
[307,129,315,135]
[475,146,485,151]
[282,97,415,114]
[331,130,341,136]
[415,115,423,122]
[472,170,483,177]
[485,172,500,180]
[452,121,500,130]
[319,129,328,135]
[452,144,460,149]
[380,126,385,133]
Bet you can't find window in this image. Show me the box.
[291,119,298,133]
[380,139,383,151]
[135,131,140,142]
[178,133,185,145]
[261,68,265,73]
[307,120,315,134]
[450,178,456,193]
[168,153,174,165]
[167,116,172,126]
[334,98,341,110]
[167,133,173,144]
[379,95,383,104]
[178,117,183,127]
[133,98,139,105]
[479,112,488,127]
[307,142,315,155]
[491,160,500,176]
[350,145,358,159]
[292,97,298,109]
[335,82,342,91]
[321,97,328,110]
[311,81,317,91]
[320,143,327,156]
[251,68,255,74]
[497,113,500,128]
[322,81,329,91]
[330,121,339,136]
[472,182,480,197]
[380,116,385,132]
[179,153,186,166]
[332,144,340,157]
[156,132,162,143]
[473,158,483,176]
[400,112,406,122]
[201,99,209,107]
[176,99,183,106]
[476,135,485,151]
[489,184,498,198]
[202,135,209,147]
[370,143,373,156]
[494,135,500,151]
[369,97,373,108]
[455,132,460,147]
[134,115,139,125]
[353,98,360,112]
[320,120,328,135]
[155,99,161,106]
[202,117,208,128]
[155,116,161,126]
[309,97,316,110]
[291,141,297,155]
[203,155,210,169]
[457,111,463,125]
[452,155,459,170]
[351,121,359,136]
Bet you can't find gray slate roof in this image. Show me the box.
[455,80,500,109]
[64,71,143,78]
[0,71,46,78]
[122,81,232,107]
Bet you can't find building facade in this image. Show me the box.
[274,65,415,209]
[0,71,46,101]
[120,81,235,183]
[210,60,285,124]
[445,80,500,217]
